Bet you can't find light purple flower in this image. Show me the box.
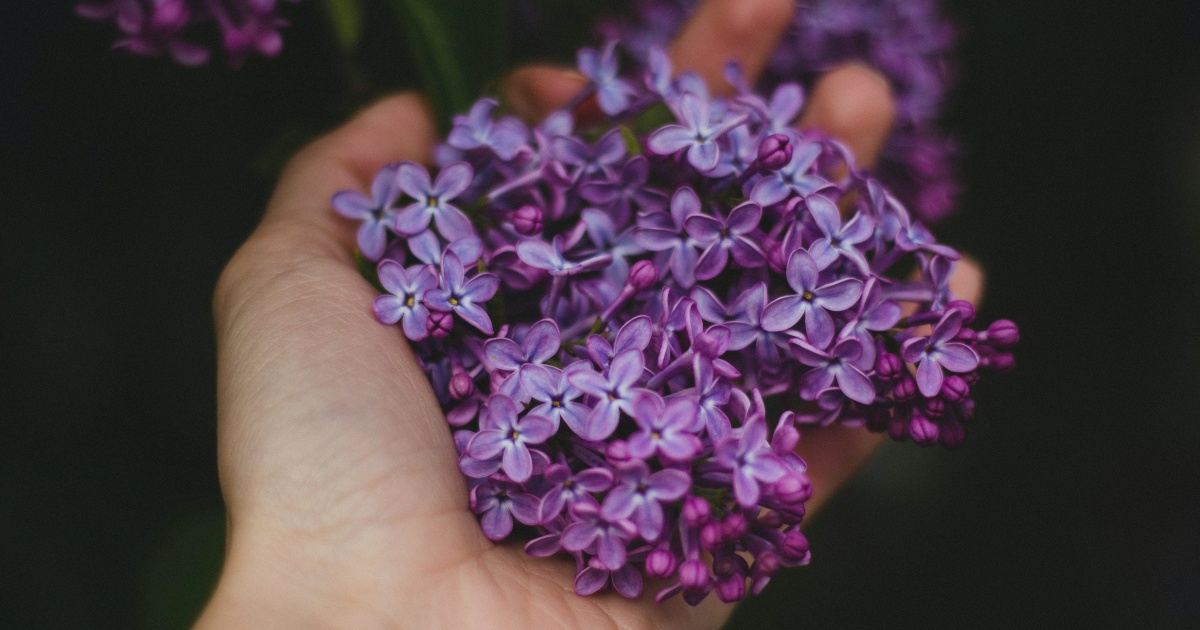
[372,261,437,340]
[714,418,787,508]
[425,251,499,334]
[749,140,830,206]
[447,98,529,161]
[522,363,591,436]
[568,349,646,441]
[804,194,874,273]
[789,337,876,404]
[602,460,691,540]
[585,315,654,369]
[761,249,864,347]
[684,200,765,280]
[901,310,980,397]
[332,164,401,261]
[561,502,638,570]
[575,555,644,598]
[551,127,626,183]
[516,235,613,277]
[538,464,614,523]
[627,393,703,462]
[578,41,637,115]
[471,479,539,541]
[483,318,560,373]
[647,93,745,172]
[394,161,474,240]
[635,187,703,287]
[839,278,903,366]
[466,395,555,483]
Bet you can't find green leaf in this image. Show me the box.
[321,0,365,51]
[384,0,511,130]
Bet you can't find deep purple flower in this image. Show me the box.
[901,310,980,397]
[635,187,703,287]
[585,315,654,369]
[715,418,788,507]
[568,349,646,441]
[425,251,499,334]
[749,140,830,206]
[602,460,692,540]
[627,393,703,461]
[761,249,864,347]
[466,395,555,483]
[647,93,746,172]
[789,337,876,404]
[838,278,903,366]
[471,479,540,541]
[575,555,644,598]
[394,161,474,240]
[538,464,614,523]
[580,156,668,226]
[552,128,626,183]
[372,261,437,340]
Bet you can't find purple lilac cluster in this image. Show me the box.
[599,0,960,223]
[76,0,298,67]
[333,43,1017,604]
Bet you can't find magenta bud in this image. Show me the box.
[700,522,724,550]
[773,425,799,452]
[767,242,788,274]
[679,559,712,590]
[712,553,739,578]
[627,259,659,290]
[645,549,677,580]
[963,370,981,386]
[756,134,793,170]
[692,331,723,358]
[511,205,543,235]
[984,319,1020,348]
[982,352,1015,372]
[953,327,977,343]
[940,375,970,403]
[923,396,946,418]
[682,496,711,527]
[910,412,939,446]
[716,574,747,603]
[448,372,474,400]
[605,439,632,464]
[780,530,810,562]
[939,419,965,449]
[426,311,454,338]
[946,300,976,324]
[775,473,813,504]
[892,376,918,403]
[888,409,910,441]
[721,513,749,540]
[876,352,905,383]
[758,510,783,528]
[753,552,781,578]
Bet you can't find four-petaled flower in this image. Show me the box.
[761,249,864,347]
[425,251,500,334]
[627,393,704,461]
[714,418,788,507]
[331,164,401,261]
[569,349,646,441]
[648,93,747,172]
[901,310,980,397]
[372,261,437,340]
[789,336,876,404]
[684,200,766,280]
[601,460,692,540]
[467,395,555,483]
[395,161,475,240]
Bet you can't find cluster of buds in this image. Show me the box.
[334,41,1016,604]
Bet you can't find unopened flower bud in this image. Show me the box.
[780,530,810,562]
[426,311,454,338]
[939,418,965,449]
[679,559,712,590]
[923,396,946,418]
[767,242,788,274]
[892,376,918,403]
[756,134,793,170]
[946,300,975,324]
[511,205,543,235]
[627,259,659,290]
[700,522,724,550]
[645,549,677,579]
[983,319,1020,348]
[910,412,939,446]
[448,371,474,400]
[888,408,910,440]
[982,352,1015,372]
[753,552,781,578]
[775,473,813,504]
[682,495,711,527]
[940,375,970,403]
[605,439,632,464]
[876,352,905,383]
[953,327,977,343]
[721,513,748,540]
[716,573,747,603]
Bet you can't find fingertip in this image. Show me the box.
[950,255,986,308]
[800,63,896,168]
[503,65,587,123]
[671,0,795,94]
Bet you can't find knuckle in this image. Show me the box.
[811,63,896,138]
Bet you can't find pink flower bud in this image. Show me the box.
[700,522,724,550]
[511,205,543,235]
[780,530,810,562]
[939,418,965,449]
[909,412,939,446]
[756,134,793,170]
[775,473,812,504]
[982,352,1015,372]
[679,559,712,590]
[946,299,975,324]
[627,259,659,290]
[940,375,970,403]
[682,496,711,527]
[645,549,677,580]
[983,319,1020,348]
[721,513,748,540]
[448,371,474,400]
[426,311,454,338]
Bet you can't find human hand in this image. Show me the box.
[197,1,982,627]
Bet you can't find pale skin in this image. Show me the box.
[197,1,984,627]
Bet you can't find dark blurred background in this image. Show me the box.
[3,1,1199,627]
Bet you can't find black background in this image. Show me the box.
[3,1,1200,627]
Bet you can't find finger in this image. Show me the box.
[260,93,436,258]
[797,62,895,169]
[797,256,985,516]
[670,0,796,94]
[503,65,587,123]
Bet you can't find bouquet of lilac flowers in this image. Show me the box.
[332,42,1018,605]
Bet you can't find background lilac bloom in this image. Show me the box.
[466,395,554,483]
[331,164,400,261]
[394,161,474,240]
[447,98,529,161]
[551,128,626,183]
[902,310,980,397]
[762,249,864,347]
[424,251,499,334]
[601,460,691,540]
[580,156,668,225]
[684,200,765,280]
[578,41,636,115]
[372,261,436,341]
[789,337,876,404]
